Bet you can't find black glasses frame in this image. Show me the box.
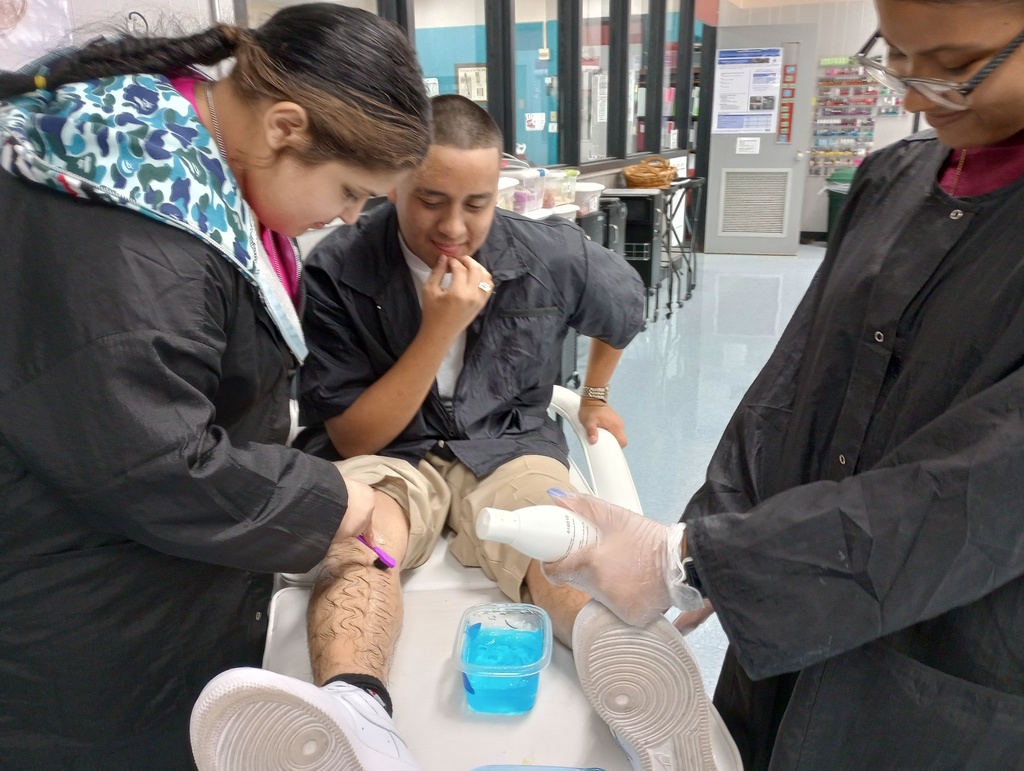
[854,28,1024,102]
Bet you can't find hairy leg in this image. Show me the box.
[306,490,410,685]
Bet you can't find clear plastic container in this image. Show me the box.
[452,603,552,715]
[551,203,580,221]
[540,169,577,208]
[573,182,606,215]
[496,176,519,211]
[502,168,543,213]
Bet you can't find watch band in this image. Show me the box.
[579,385,610,402]
[681,557,706,598]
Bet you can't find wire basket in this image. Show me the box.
[623,156,677,189]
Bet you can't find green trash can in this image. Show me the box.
[826,166,857,241]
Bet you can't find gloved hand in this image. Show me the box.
[541,492,704,626]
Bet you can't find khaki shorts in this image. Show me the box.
[334,452,574,601]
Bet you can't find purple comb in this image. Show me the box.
[357,535,397,569]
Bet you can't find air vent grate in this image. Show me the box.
[719,169,790,236]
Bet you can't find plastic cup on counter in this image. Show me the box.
[502,168,543,213]
[496,176,519,211]
[573,182,606,215]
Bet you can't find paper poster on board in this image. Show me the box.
[524,112,546,132]
[711,48,783,134]
[736,137,761,154]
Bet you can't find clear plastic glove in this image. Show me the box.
[541,492,704,626]
[671,602,716,636]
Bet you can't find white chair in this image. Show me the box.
[263,385,739,770]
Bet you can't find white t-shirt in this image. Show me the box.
[398,235,466,404]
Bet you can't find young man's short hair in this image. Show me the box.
[430,94,504,152]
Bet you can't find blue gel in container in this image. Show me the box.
[452,603,552,715]
[463,627,545,714]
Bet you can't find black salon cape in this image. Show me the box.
[0,172,348,769]
[685,132,1024,769]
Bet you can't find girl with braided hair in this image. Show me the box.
[0,5,429,768]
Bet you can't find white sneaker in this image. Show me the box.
[190,667,421,771]
[573,601,718,771]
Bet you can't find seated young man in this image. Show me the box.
[190,96,661,770]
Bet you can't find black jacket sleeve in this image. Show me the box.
[563,227,646,348]
[0,178,347,573]
[683,269,821,521]
[687,362,1024,681]
[683,150,1024,680]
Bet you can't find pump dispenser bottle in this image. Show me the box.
[475,505,599,562]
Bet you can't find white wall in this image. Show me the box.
[71,0,215,35]
[718,0,916,232]
[719,0,877,56]
[246,0,375,26]
[0,0,221,70]
[512,0,559,25]
[413,0,486,29]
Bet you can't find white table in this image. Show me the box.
[263,537,632,771]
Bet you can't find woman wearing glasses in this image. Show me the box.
[541,0,1024,768]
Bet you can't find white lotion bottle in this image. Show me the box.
[475,505,599,562]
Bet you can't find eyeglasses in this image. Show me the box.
[852,28,1024,111]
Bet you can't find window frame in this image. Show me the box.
[342,0,700,170]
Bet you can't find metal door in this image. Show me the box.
[704,24,818,255]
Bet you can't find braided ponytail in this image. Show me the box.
[0,25,240,100]
[0,4,430,172]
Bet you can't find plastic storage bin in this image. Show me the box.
[540,169,577,208]
[496,176,519,211]
[502,168,543,213]
[551,203,580,221]
[452,603,552,715]
[573,182,606,215]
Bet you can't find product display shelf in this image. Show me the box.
[810,59,878,177]
[809,58,902,177]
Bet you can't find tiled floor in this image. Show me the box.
[570,246,825,694]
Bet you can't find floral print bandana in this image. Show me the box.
[0,73,308,361]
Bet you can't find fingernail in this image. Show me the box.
[547,488,568,498]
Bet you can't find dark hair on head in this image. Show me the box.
[0,4,431,171]
[430,94,503,152]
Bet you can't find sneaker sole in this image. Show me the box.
[573,601,717,771]
[190,669,364,771]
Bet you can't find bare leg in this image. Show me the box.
[307,490,410,685]
[525,559,591,649]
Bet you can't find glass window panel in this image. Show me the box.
[414,0,487,103]
[514,0,559,166]
[246,0,377,27]
[627,0,651,155]
[661,0,681,151]
[580,0,611,162]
